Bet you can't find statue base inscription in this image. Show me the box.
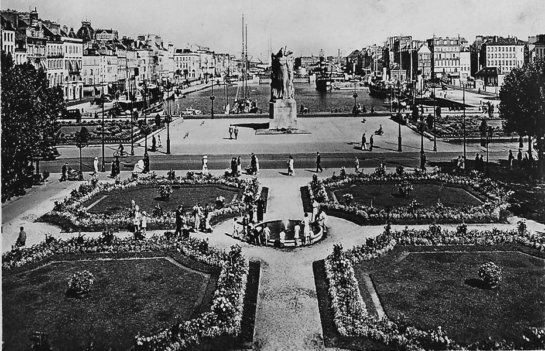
[269,99,297,130]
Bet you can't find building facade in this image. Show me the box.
[427,36,467,81]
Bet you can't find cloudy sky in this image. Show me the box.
[3,0,544,60]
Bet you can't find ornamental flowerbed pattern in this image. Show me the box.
[42,172,261,231]
[2,234,248,351]
[324,225,545,350]
[308,169,511,225]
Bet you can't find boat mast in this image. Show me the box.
[241,14,245,100]
[245,23,248,99]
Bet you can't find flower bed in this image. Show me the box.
[2,234,249,351]
[323,224,545,350]
[42,172,261,231]
[308,169,511,225]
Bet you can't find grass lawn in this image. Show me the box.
[354,249,545,346]
[333,182,482,209]
[84,184,240,215]
[3,257,214,351]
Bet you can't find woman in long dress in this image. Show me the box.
[287,155,294,176]
[237,156,242,175]
[193,204,202,231]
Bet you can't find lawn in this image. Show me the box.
[332,182,483,209]
[3,257,216,351]
[354,249,545,346]
[83,184,240,215]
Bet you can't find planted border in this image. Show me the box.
[308,169,511,225]
[42,172,261,232]
[323,223,545,350]
[3,234,249,351]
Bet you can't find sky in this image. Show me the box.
[2,0,544,61]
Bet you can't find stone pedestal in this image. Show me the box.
[269,99,297,130]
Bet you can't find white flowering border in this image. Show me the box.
[324,225,545,350]
[3,236,249,350]
[44,174,261,231]
[309,170,511,224]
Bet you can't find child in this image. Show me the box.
[232,217,241,239]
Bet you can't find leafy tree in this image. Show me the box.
[1,52,65,200]
[500,60,545,176]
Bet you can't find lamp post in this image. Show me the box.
[143,80,148,158]
[164,78,172,154]
[433,84,437,151]
[130,76,135,156]
[353,78,358,116]
[462,83,467,161]
[419,117,426,169]
[101,80,105,172]
[210,75,215,119]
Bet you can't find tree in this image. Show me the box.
[75,127,89,180]
[1,52,65,201]
[500,60,545,177]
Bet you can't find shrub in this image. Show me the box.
[479,262,503,288]
[67,270,95,297]
[343,193,354,206]
[456,222,467,235]
[158,185,173,200]
[396,165,405,176]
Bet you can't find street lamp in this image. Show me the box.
[462,83,467,161]
[419,117,426,169]
[163,78,173,155]
[101,80,105,172]
[433,84,437,151]
[143,80,149,158]
[353,73,358,116]
[130,77,135,156]
[210,75,215,119]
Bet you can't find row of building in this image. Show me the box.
[297,34,545,88]
[0,8,239,101]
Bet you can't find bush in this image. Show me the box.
[343,193,354,206]
[67,270,95,297]
[158,185,173,200]
[479,262,503,288]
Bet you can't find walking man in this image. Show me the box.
[175,205,183,237]
[316,152,323,173]
[361,133,367,151]
[61,162,68,181]
[234,126,239,140]
[93,157,99,175]
[287,155,294,176]
[229,125,234,139]
[16,226,27,248]
[369,135,374,151]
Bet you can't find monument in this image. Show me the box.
[269,47,297,130]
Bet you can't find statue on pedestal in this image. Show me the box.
[271,47,295,101]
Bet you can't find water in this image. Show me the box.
[179,83,387,114]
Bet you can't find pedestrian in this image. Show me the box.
[279,230,286,247]
[479,155,485,171]
[175,205,183,236]
[202,155,208,175]
[143,154,150,173]
[251,153,257,175]
[15,226,27,248]
[141,211,147,237]
[287,155,294,176]
[237,156,242,175]
[193,203,202,231]
[355,157,360,173]
[263,224,271,246]
[361,133,367,151]
[519,135,524,149]
[369,135,374,151]
[229,125,234,139]
[234,126,239,140]
[152,135,157,151]
[203,209,212,233]
[316,152,323,173]
[294,223,300,246]
[508,150,514,169]
[157,135,162,148]
[312,199,320,222]
[93,157,99,175]
[133,205,141,233]
[517,149,523,167]
[110,160,117,178]
[475,153,480,172]
[317,210,328,233]
[254,154,260,174]
[61,162,68,181]
[232,217,241,239]
[460,156,466,171]
[303,213,311,245]
[231,157,237,176]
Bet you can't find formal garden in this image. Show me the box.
[2,233,260,351]
[314,222,545,351]
[306,166,511,225]
[41,171,262,232]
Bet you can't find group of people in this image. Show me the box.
[173,203,214,237]
[228,125,240,140]
[508,149,535,170]
[60,162,81,181]
[232,202,266,244]
[361,132,375,151]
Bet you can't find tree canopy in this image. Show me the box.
[500,60,545,147]
[1,52,65,200]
